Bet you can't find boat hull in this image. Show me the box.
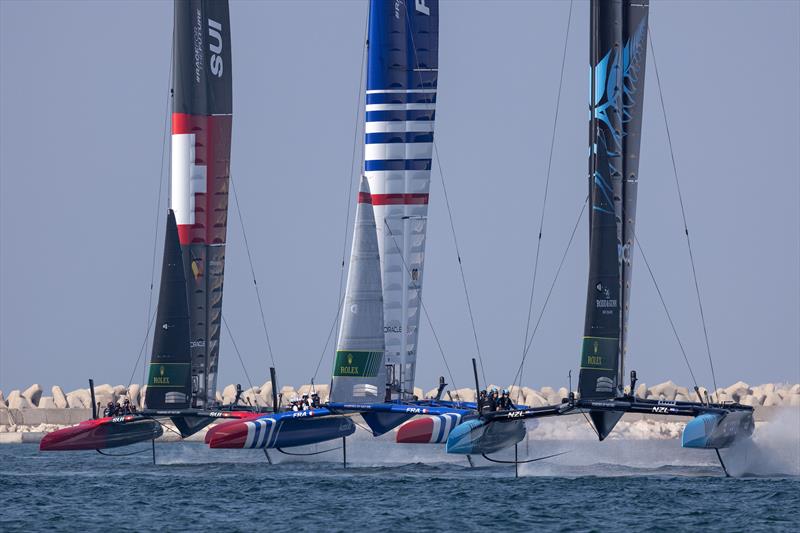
[446,418,526,455]
[396,413,464,444]
[208,415,355,449]
[39,416,163,451]
[682,410,755,449]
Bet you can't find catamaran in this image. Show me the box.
[206,0,450,453]
[392,0,754,475]
[39,0,261,453]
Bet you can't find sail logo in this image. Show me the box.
[152,365,170,385]
[415,0,430,15]
[208,19,224,77]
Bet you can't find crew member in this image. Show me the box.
[301,394,310,410]
[103,401,114,417]
[233,384,243,406]
[497,389,515,410]
[487,388,499,411]
[122,398,133,414]
[310,393,321,408]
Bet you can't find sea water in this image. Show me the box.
[2,420,798,532]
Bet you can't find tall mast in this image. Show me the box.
[170,0,233,408]
[364,0,439,400]
[579,0,648,407]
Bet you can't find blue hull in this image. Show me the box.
[682,411,754,449]
[446,418,526,454]
[273,416,356,448]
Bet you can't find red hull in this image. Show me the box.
[39,416,162,451]
[203,412,261,444]
[396,417,436,443]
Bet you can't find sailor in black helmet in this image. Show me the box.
[103,401,114,417]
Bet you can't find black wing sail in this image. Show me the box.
[145,210,192,410]
[579,0,649,410]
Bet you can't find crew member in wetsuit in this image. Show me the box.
[113,402,123,416]
[497,389,515,410]
[310,393,321,408]
[233,384,243,406]
[103,401,114,417]
[301,395,310,410]
[486,388,498,412]
[122,398,132,414]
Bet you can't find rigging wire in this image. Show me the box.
[634,235,700,390]
[404,7,486,387]
[221,314,260,407]
[518,0,574,403]
[141,37,174,388]
[335,5,370,342]
[511,197,588,394]
[385,221,460,395]
[311,292,347,383]
[126,309,158,390]
[229,176,277,370]
[648,27,719,399]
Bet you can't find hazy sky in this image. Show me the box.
[1,0,798,395]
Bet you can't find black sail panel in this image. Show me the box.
[171,0,233,408]
[579,0,649,404]
[145,210,192,409]
[620,1,649,372]
[579,0,625,400]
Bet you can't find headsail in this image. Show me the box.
[170,0,233,407]
[365,0,439,400]
[145,210,192,409]
[330,177,387,404]
[579,0,649,410]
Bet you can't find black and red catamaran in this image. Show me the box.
[40,0,256,453]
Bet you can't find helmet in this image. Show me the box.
[502,389,509,395]
[491,387,498,393]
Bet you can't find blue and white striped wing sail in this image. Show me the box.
[365,0,438,400]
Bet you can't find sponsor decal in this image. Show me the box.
[193,9,203,83]
[191,259,203,280]
[384,325,402,333]
[190,340,206,349]
[208,18,224,77]
[404,407,429,414]
[333,351,381,377]
[652,406,670,414]
[580,337,618,371]
[507,411,524,418]
[291,411,314,418]
[415,0,430,15]
[147,363,190,388]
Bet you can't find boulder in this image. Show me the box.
[763,392,782,407]
[762,383,775,394]
[675,393,690,402]
[38,396,57,409]
[94,383,114,397]
[222,384,238,405]
[425,388,439,399]
[789,384,800,395]
[296,384,313,397]
[139,386,148,408]
[676,386,690,399]
[7,391,31,409]
[789,394,800,407]
[112,385,127,396]
[22,384,43,406]
[0,390,6,407]
[558,387,569,401]
[413,387,423,400]
[451,388,475,403]
[650,381,677,401]
[51,386,68,408]
[635,383,647,399]
[524,390,548,407]
[724,381,751,401]
[258,382,274,405]
[66,389,87,408]
[127,384,141,407]
[540,386,555,398]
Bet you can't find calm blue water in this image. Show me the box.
[2,438,798,532]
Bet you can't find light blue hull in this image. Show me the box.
[446,418,526,454]
[682,411,754,449]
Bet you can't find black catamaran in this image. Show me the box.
[394,0,754,474]
[40,0,259,453]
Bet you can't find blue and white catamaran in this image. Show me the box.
[207,0,449,452]
[391,0,754,476]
